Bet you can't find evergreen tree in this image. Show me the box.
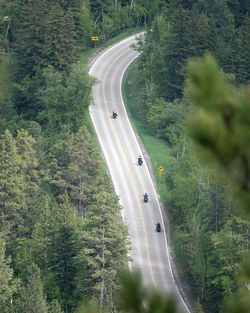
[187,54,250,213]
[42,4,77,72]
[197,0,235,73]
[0,130,27,241]
[163,6,190,100]
[47,134,73,199]
[37,66,66,132]
[90,0,113,21]
[76,177,128,311]
[11,0,47,79]
[14,263,48,313]
[186,53,250,312]
[226,0,250,27]
[30,196,62,304]
[15,129,41,233]
[38,65,93,134]
[11,0,49,116]
[234,14,250,85]
[49,192,78,311]
[0,231,18,313]
[67,126,100,217]
[66,0,94,50]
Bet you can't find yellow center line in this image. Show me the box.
[102,48,157,288]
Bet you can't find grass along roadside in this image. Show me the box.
[122,60,173,206]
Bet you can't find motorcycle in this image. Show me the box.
[143,193,149,203]
[138,158,143,166]
[112,110,118,119]
[156,223,161,232]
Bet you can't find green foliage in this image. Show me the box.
[0,56,18,132]
[226,252,250,313]
[0,231,18,313]
[234,14,250,85]
[187,54,250,213]
[76,177,128,311]
[136,0,248,104]
[147,98,188,145]
[13,263,48,313]
[47,300,63,313]
[38,65,94,134]
[12,0,77,79]
[11,0,48,80]
[0,130,27,241]
[41,4,77,72]
[118,269,178,313]
[49,192,78,311]
[67,125,100,216]
[2,0,249,312]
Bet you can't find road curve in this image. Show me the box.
[89,35,190,313]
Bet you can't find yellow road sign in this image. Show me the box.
[91,36,99,40]
[158,166,164,175]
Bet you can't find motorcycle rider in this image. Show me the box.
[138,155,143,165]
[143,193,148,202]
[156,222,161,232]
[112,109,117,118]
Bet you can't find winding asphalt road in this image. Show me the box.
[89,34,190,313]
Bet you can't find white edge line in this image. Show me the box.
[119,47,191,313]
[89,35,190,313]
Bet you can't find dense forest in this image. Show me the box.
[0,0,145,312]
[0,0,249,313]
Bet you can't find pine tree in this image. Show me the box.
[234,14,250,85]
[12,0,49,81]
[164,5,190,100]
[0,232,18,313]
[42,4,77,73]
[67,126,100,217]
[15,129,41,233]
[187,54,250,213]
[14,263,48,313]
[187,54,250,311]
[76,177,128,311]
[37,66,66,132]
[49,192,78,311]
[62,0,94,50]
[226,0,250,27]
[47,135,73,198]
[0,130,27,241]
[30,196,63,304]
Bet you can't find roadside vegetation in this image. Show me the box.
[122,1,250,312]
[0,0,249,313]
